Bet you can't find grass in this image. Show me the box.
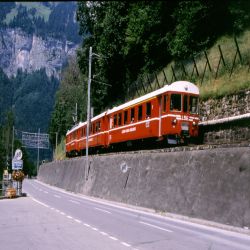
[152,29,250,100]
[4,2,52,24]
[54,137,66,161]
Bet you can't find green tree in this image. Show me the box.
[49,56,86,146]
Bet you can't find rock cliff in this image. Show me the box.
[0,28,79,78]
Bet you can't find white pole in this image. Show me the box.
[11,126,14,159]
[37,128,40,175]
[86,46,92,181]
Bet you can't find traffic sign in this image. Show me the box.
[12,159,23,170]
[14,149,23,160]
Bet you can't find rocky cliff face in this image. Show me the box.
[0,28,79,78]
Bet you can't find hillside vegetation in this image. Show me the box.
[0,2,81,43]
[49,1,250,150]
[153,29,250,100]
[75,1,250,114]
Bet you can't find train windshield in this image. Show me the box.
[189,96,199,114]
[170,94,182,111]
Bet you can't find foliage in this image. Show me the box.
[0,111,35,177]
[1,2,81,43]
[76,1,250,114]
[49,56,86,146]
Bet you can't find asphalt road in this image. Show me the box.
[1,179,250,250]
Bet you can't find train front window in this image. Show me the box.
[170,94,181,111]
[189,96,199,114]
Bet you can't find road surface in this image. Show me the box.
[0,179,250,250]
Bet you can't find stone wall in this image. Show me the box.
[199,89,250,144]
[200,89,250,121]
[38,146,250,228]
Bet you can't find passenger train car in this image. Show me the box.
[66,81,199,157]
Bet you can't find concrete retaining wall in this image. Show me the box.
[38,146,250,228]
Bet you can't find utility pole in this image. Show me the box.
[55,132,58,156]
[86,46,92,181]
[37,128,40,175]
[11,126,14,159]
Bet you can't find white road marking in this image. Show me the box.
[54,194,61,198]
[67,215,73,219]
[140,221,173,233]
[92,227,98,231]
[74,219,82,224]
[109,236,118,241]
[60,212,65,215]
[32,198,49,208]
[69,199,80,205]
[100,231,108,236]
[94,207,111,214]
[121,242,131,247]
[84,223,91,227]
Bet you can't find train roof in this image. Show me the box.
[66,81,199,135]
[66,111,107,135]
[107,81,199,114]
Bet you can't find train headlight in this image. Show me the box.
[192,121,197,126]
[172,119,177,125]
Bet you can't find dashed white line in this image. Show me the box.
[121,242,131,247]
[32,198,49,208]
[60,212,65,215]
[94,207,111,214]
[84,223,91,227]
[100,231,108,236]
[74,219,82,224]
[109,236,118,241]
[53,194,61,198]
[91,227,98,231]
[140,221,173,233]
[69,199,80,205]
[67,215,73,219]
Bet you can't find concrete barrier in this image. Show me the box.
[38,146,250,228]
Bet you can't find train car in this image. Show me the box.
[106,80,199,147]
[66,111,108,156]
[66,80,199,156]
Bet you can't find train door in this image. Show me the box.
[158,95,162,138]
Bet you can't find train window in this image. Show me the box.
[114,114,117,127]
[95,123,98,133]
[131,108,135,122]
[118,113,122,126]
[124,110,128,124]
[170,94,181,111]
[97,121,101,131]
[138,105,143,121]
[163,95,168,113]
[183,95,188,112]
[146,102,151,118]
[189,96,199,114]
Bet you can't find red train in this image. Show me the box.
[66,81,199,157]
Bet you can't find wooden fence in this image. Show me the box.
[127,36,249,99]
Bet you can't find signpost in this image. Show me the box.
[21,129,49,174]
[11,149,25,196]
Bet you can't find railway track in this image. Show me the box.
[67,142,249,159]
